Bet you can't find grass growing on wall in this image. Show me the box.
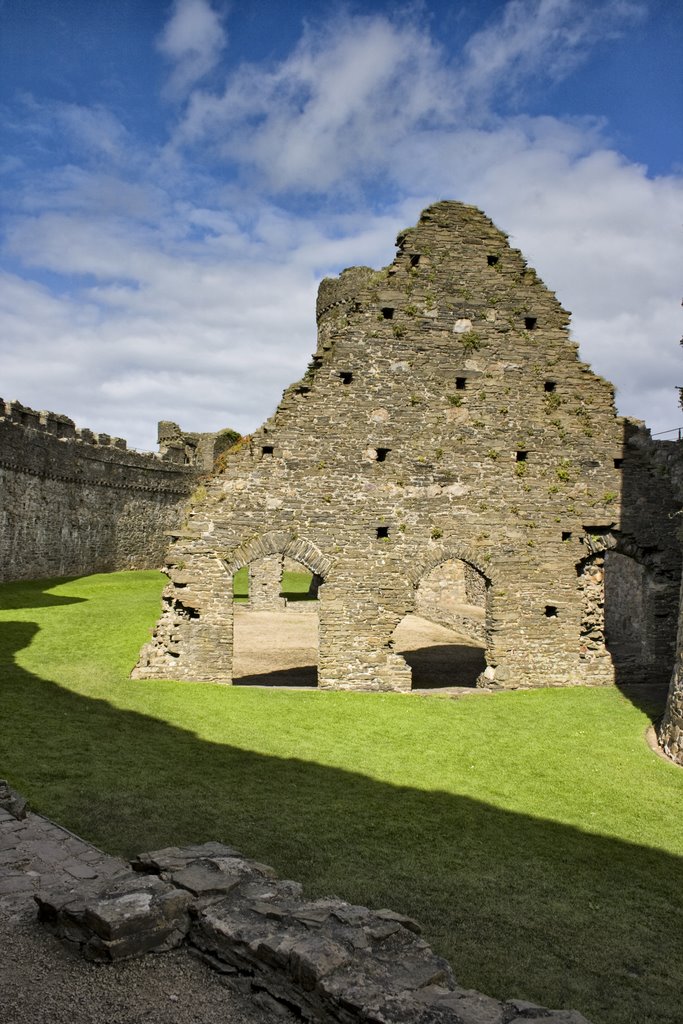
[1,571,682,1024]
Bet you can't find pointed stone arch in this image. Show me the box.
[225,532,330,688]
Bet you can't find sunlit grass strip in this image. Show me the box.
[1,571,681,1024]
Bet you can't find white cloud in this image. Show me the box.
[54,104,130,162]
[171,14,451,190]
[1,2,681,451]
[460,0,645,110]
[157,0,227,99]
[171,2,644,191]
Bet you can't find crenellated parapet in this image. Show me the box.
[1,399,132,448]
[0,400,237,582]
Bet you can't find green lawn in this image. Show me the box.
[232,564,315,601]
[1,571,681,1024]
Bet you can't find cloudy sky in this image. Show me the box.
[1,0,681,450]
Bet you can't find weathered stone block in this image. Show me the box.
[0,780,28,819]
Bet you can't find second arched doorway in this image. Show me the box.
[393,556,489,689]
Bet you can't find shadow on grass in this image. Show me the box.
[1,619,682,1024]
[0,577,87,611]
[233,665,317,687]
[615,681,670,723]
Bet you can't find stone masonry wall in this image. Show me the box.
[0,400,201,582]
[134,202,681,692]
[654,439,683,764]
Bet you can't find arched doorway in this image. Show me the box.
[392,557,488,689]
[232,554,321,687]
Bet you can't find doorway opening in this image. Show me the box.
[232,555,321,687]
[393,558,488,689]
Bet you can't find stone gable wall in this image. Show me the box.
[134,202,681,692]
[0,400,200,582]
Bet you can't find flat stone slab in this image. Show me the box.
[131,841,242,873]
[0,807,129,916]
[0,873,37,895]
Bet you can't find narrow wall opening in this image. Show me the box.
[232,555,321,687]
[392,558,488,689]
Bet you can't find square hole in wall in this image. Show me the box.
[455,377,467,390]
[545,605,558,618]
[375,448,390,462]
[410,254,421,267]
[614,458,624,469]
[487,254,499,266]
[524,316,538,331]
[339,371,353,384]
[262,445,274,456]
[544,380,557,393]
[376,526,389,539]
[381,307,394,320]
[562,531,572,541]
[516,450,528,462]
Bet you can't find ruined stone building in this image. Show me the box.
[2,201,682,761]
[132,201,683,706]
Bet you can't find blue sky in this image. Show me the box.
[1,0,681,448]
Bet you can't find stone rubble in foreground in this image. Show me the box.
[34,840,592,1020]
[1,782,593,1024]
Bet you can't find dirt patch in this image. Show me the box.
[232,607,485,689]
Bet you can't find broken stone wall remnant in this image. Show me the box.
[134,201,682,693]
[37,838,593,1023]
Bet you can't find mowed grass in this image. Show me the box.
[1,571,682,1024]
[232,565,315,601]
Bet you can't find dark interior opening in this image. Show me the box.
[375,448,390,462]
[402,644,486,689]
[614,458,624,469]
[262,445,274,456]
[487,254,499,266]
[562,531,572,541]
[381,307,394,320]
[455,377,467,390]
[410,254,421,267]
[376,526,389,539]
[339,371,353,384]
[544,380,557,392]
[516,450,528,462]
[545,605,558,618]
[525,316,538,331]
